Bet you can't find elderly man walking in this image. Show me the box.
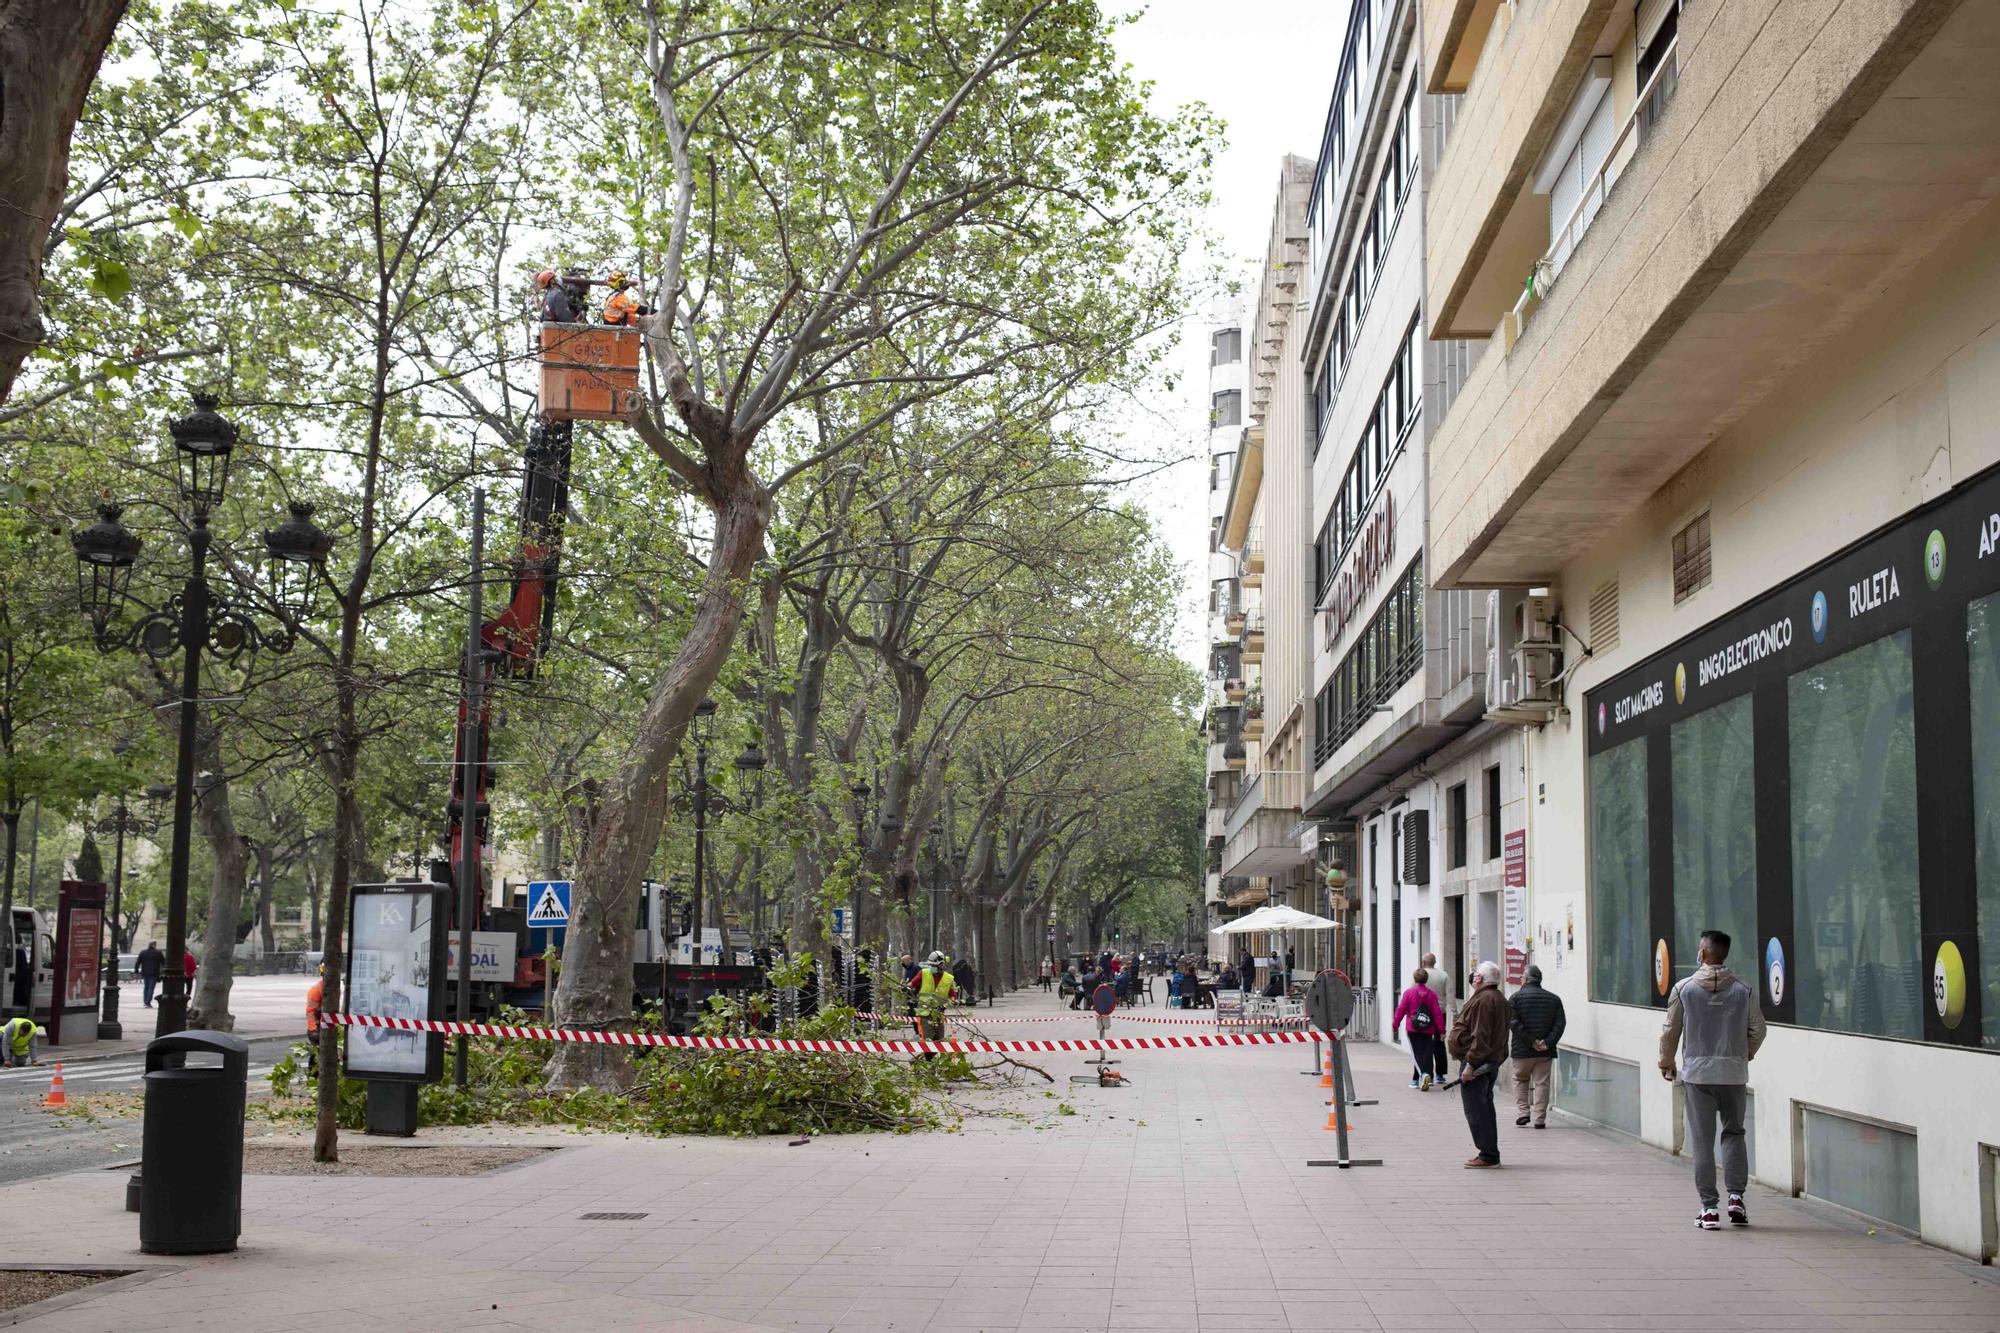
[1661,929,1766,1229]
[1446,961,1511,1168]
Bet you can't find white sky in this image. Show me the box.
[1111,0,1348,669]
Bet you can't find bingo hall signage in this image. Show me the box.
[1326,493,1395,646]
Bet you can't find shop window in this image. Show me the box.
[1801,1106,1920,1234]
[1589,738,1651,1006]
[1670,696,1757,985]
[1789,632,1922,1040]
[1556,1048,1640,1135]
[1966,592,2000,1049]
[1672,511,1711,603]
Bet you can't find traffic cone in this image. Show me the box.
[1322,1106,1352,1132]
[1318,1052,1333,1089]
[41,1064,66,1108]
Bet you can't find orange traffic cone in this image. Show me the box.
[1318,1052,1334,1090]
[41,1063,66,1108]
[1322,1106,1352,1132]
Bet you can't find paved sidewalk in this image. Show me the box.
[5,986,1998,1332]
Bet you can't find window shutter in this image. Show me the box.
[1402,810,1430,885]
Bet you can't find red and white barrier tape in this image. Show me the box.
[325,1011,1327,1056]
[850,1010,1305,1028]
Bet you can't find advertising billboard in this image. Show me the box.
[343,884,445,1082]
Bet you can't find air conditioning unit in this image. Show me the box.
[1488,591,1566,726]
[1484,589,1523,712]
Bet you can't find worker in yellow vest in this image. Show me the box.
[3,1016,45,1067]
[907,950,957,1044]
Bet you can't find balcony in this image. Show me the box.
[1220,770,1308,877]
[1206,805,1228,840]
[1242,692,1266,742]
[1240,608,1265,664]
[1239,526,1266,585]
[1428,0,2000,586]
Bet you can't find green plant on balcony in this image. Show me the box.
[1244,682,1264,716]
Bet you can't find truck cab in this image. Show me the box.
[1,908,55,1020]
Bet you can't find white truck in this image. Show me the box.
[0,907,56,1020]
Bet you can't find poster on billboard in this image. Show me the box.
[49,882,106,1044]
[343,885,445,1082]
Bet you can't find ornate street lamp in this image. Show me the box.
[264,501,335,621]
[90,751,166,1040]
[73,393,331,1037]
[169,392,237,515]
[71,503,142,637]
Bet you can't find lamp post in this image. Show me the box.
[90,767,168,1040]
[925,820,943,953]
[688,697,717,964]
[71,393,332,1037]
[733,732,766,938]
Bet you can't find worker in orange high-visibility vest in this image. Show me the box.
[304,964,325,1074]
[600,272,654,326]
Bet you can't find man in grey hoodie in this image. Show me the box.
[1660,929,1767,1230]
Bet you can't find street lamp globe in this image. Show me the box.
[168,392,239,514]
[70,502,142,634]
[262,501,334,620]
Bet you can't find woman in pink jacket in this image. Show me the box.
[1392,967,1448,1090]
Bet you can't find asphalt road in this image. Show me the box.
[0,973,315,1187]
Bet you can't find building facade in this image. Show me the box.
[1201,296,1252,941]
[1210,159,1328,971]
[1424,0,2000,1257]
[1294,0,1518,1035]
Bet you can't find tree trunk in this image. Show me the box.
[255,841,276,955]
[191,769,250,1029]
[306,861,322,952]
[548,481,770,1089]
[313,651,364,1162]
[0,0,128,403]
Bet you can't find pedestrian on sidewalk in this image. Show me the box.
[1421,950,1451,1019]
[1391,967,1446,1090]
[135,941,163,1008]
[1509,964,1565,1127]
[1446,960,1510,1168]
[1661,929,1766,1230]
[304,964,325,1074]
[2,1016,44,1067]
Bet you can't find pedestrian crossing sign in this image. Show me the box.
[526,880,572,926]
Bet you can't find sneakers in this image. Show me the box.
[1534,1121,1546,1129]
[1409,1077,1420,1088]
[1728,1193,1748,1226]
[1515,1113,1531,1126]
[1696,1209,1721,1230]
[1420,1074,1433,1091]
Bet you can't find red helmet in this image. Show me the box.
[533,268,556,290]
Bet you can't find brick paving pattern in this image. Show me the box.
[3,986,1996,1331]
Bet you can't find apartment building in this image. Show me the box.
[1423,0,2000,1255]
[1209,159,1329,970]
[1294,0,1520,1032]
[1200,297,1252,939]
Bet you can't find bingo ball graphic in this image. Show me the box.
[1810,591,1828,643]
[1674,662,1686,705]
[1654,939,1671,996]
[1925,529,1947,590]
[1765,937,1785,1006]
[1933,940,1966,1028]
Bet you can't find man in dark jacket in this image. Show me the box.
[1446,961,1511,1168]
[1508,964,1565,1128]
[135,941,164,1008]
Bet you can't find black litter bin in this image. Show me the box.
[139,1029,250,1255]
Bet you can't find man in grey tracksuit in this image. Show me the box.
[1659,929,1767,1229]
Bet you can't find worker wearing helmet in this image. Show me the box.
[2,1016,45,1067]
[908,950,957,1044]
[600,271,655,326]
[534,266,588,324]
